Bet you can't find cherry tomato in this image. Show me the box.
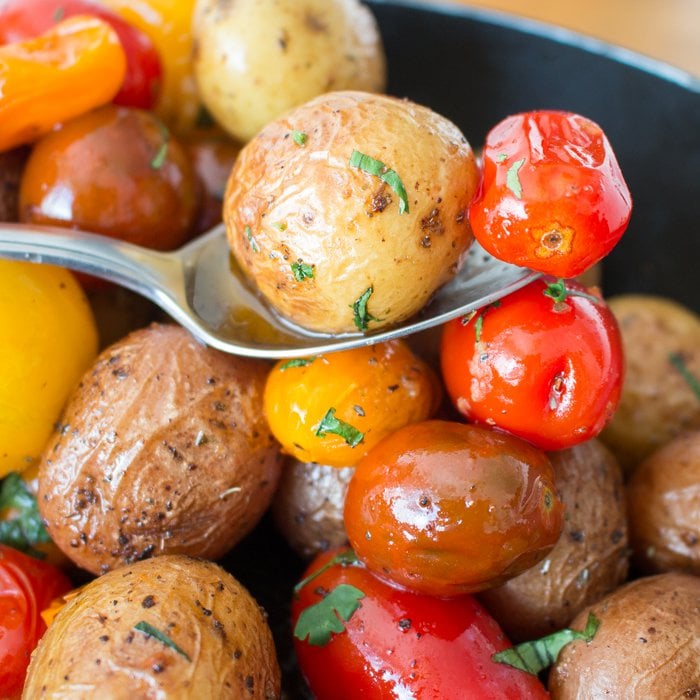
[0,545,72,698]
[19,105,198,252]
[469,110,632,278]
[0,0,162,109]
[440,278,624,451]
[292,548,549,700]
[264,340,442,468]
[344,420,563,596]
[0,15,127,152]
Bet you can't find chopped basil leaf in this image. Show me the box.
[53,6,65,21]
[0,472,51,558]
[291,130,307,146]
[292,260,314,281]
[351,286,381,331]
[506,157,526,199]
[493,612,600,675]
[669,352,700,401]
[349,150,409,214]
[279,357,316,371]
[134,621,191,661]
[474,313,484,342]
[293,549,358,595]
[273,221,287,231]
[293,583,364,646]
[150,119,170,170]
[245,226,259,253]
[316,408,364,447]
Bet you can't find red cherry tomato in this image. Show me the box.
[0,545,72,699]
[469,110,632,278]
[440,278,624,451]
[0,0,162,109]
[292,548,549,700]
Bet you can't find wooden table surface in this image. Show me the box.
[450,0,700,77]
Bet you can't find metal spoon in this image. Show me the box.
[0,222,539,359]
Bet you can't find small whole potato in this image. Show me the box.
[627,430,700,574]
[479,438,629,641]
[192,0,386,142]
[600,294,700,472]
[225,91,479,334]
[38,323,283,574]
[22,555,281,699]
[549,572,700,699]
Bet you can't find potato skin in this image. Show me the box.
[22,555,281,699]
[224,91,478,334]
[627,431,700,575]
[38,323,283,575]
[600,295,700,472]
[193,0,386,142]
[549,572,700,699]
[272,460,353,559]
[479,439,628,641]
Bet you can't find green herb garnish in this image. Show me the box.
[294,584,365,646]
[134,621,191,661]
[495,152,508,163]
[0,472,51,558]
[351,286,381,331]
[279,357,316,371]
[244,226,259,253]
[506,157,526,199]
[493,612,600,675]
[291,130,307,146]
[294,549,358,595]
[669,352,700,401]
[292,260,314,281]
[53,6,65,21]
[150,119,170,170]
[316,408,364,447]
[349,150,409,214]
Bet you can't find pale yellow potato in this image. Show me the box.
[192,0,386,143]
[224,91,479,334]
[23,555,281,699]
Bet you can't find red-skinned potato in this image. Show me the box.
[38,323,283,574]
[224,90,479,334]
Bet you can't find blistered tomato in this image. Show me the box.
[344,420,564,596]
[264,341,441,468]
[0,261,98,476]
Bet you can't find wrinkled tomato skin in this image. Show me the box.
[440,278,624,451]
[0,0,162,109]
[292,549,550,700]
[344,420,563,596]
[469,110,631,278]
[0,545,72,699]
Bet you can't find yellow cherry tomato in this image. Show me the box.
[96,0,199,133]
[0,261,98,476]
[264,340,442,468]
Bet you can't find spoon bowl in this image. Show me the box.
[0,222,538,358]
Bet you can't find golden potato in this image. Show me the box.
[23,555,281,699]
[38,323,283,574]
[549,572,700,699]
[600,294,700,472]
[225,91,479,334]
[192,0,386,142]
[626,430,700,575]
[479,438,628,641]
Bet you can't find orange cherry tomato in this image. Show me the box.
[344,420,564,597]
[263,341,441,468]
[0,15,127,152]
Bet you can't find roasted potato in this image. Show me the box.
[626,430,700,575]
[192,0,386,143]
[38,323,283,574]
[549,572,700,699]
[479,438,629,641]
[225,90,479,334]
[272,460,353,559]
[22,555,281,699]
[600,294,700,472]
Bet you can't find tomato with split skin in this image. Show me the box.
[440,277,624,451]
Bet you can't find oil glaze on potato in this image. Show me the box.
[549,572,700,699]
[479,439,628,641]
[38,323,283,575]
[224,91,479,334]
[192,0,386,143]
[22,555,281,699]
